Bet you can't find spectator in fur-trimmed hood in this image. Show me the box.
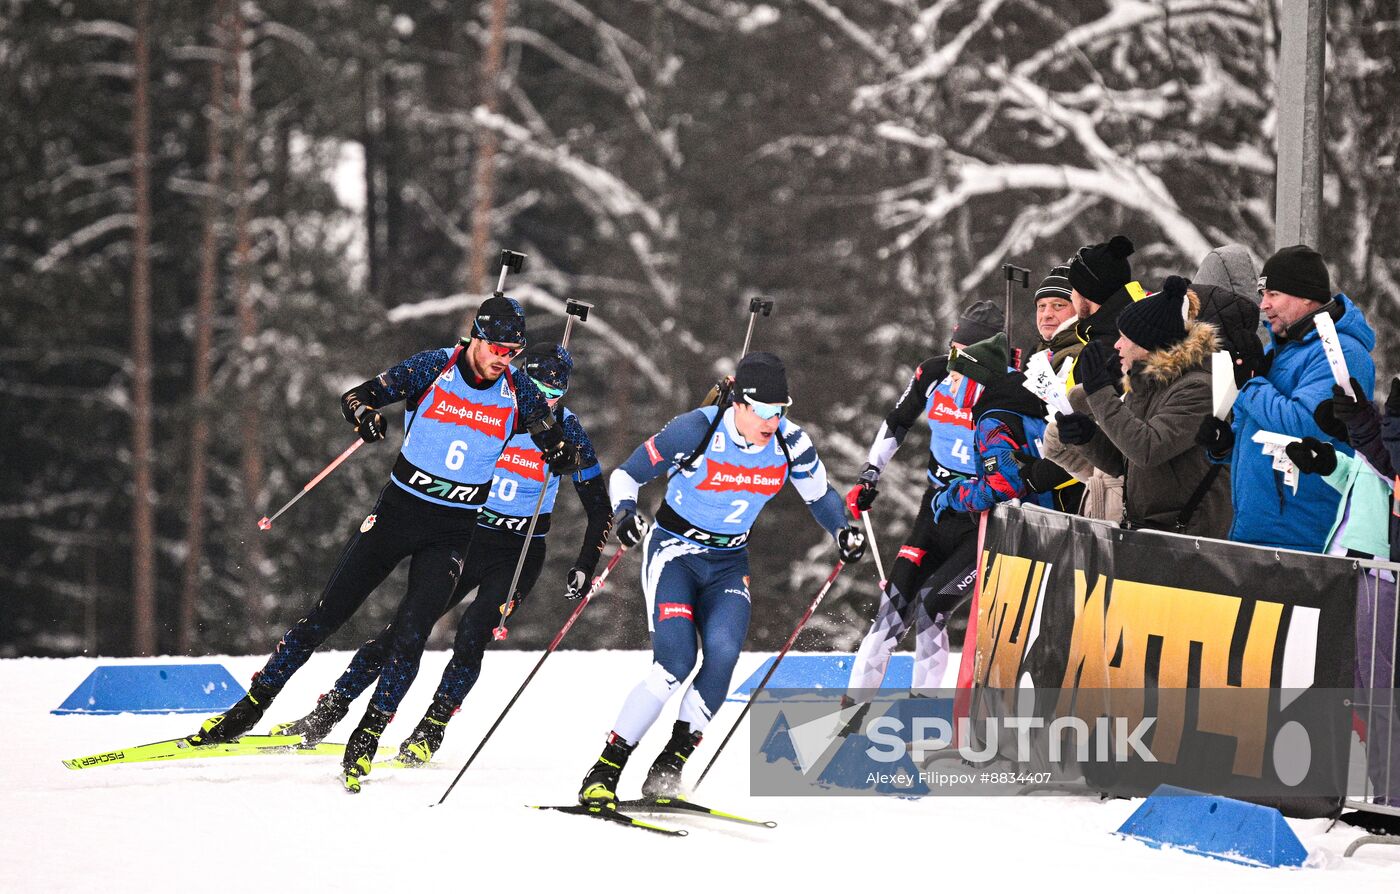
[1054,276,1232,537]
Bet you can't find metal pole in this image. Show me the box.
[1274,0,1325,249]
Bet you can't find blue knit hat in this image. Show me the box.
[522,342,572,393]
[474,294,527,344]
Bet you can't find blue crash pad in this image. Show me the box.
[53,664,246,715]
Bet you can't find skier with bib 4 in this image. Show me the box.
[577,352,864,807]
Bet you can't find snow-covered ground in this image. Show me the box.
[9,650,1398,892]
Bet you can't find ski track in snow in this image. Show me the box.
[8,651,1398,892]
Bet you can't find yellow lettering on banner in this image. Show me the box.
[974,551,1044,689]
[1197,600,1281,776]
[1048,567,1282,775]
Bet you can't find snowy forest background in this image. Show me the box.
[3,0,1397,659]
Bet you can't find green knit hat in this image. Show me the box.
[947,331,1011,385]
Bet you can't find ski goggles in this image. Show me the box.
[741,396,791,420]
[530,377,566,400]
[474,321,526,359]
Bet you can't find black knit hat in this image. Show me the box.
[1259,244,1331,304]
[1068,235,1135,304]
[735,351,789,404]
[1035,266,1072,304]
[1118,275,1191,352]
[951,299,1005,345]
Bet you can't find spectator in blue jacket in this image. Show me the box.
[1196,244,1376,553]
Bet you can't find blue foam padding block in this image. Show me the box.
[728,654,913,700]
[884,697,955,744]
[815,733,929,796]
[53,664,246,715]
[1116,785,1309,868]
[759,711,799,767]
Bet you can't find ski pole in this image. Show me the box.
[861,509,888,590]
[493,294,590,639]
[437,543,632,805]
[694,559,847,790]
[740,295,775,358]
[491,481,551,641]
[257,438,364,531]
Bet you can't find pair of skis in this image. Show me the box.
[532,796,777,837]
[61,733,342,770]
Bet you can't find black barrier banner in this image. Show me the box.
[970,505,1356,817]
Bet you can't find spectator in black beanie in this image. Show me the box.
[1053,276,1231,536]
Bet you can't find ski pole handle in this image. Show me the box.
[257,438,364,531]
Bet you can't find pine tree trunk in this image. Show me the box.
[466,0,509,303]
[129,0,158,657]
[230,1,267,637]
[180,0,229,655]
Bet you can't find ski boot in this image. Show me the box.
[641,721,703,798]
[394,695,457,767]
[341,707,392,792]
[270,690,352,746]
[192,680,276,745]
[578,732,636,809]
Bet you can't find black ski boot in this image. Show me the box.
[193,680,276,744]
[395,695,457,766]
[342,707,393,787]
[270,690,352,746]
[641,721,703,798]
[578,732,636,808]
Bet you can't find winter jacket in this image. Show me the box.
[1193,245,1266,385]
[1318,454,1392,560]
[1058,280,1146,389]
[1043,415,1124,522]
[1334,390,1400,562]
[1225,293,1376,552]
[1062,320,1232,538]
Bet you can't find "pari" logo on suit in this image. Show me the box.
[422,386,513,439]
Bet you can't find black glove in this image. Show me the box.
[1076,341,1122,395]
[564,566,590,600]
[1056,411,1098,446]
[1386,376,1400,418]
[613,505,648,548]
[836,526,866,563]
[543,438,581,476]
[341,383,386,443]
[848,463,880,513]
[1330,378,1369,425]
[1285,437,1337,476]
[1013,451,1073,494]
[1196,416,1234,458]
